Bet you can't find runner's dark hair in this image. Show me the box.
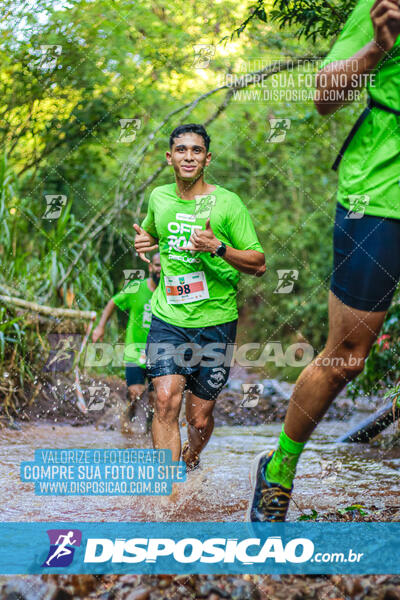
[169,124,211,151]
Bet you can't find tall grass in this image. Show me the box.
[0,153,118,416]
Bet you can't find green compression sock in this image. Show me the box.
[265,426,305,489]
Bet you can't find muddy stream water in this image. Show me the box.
[1,413,399,522]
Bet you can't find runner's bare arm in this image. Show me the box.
[189,219,266,277]
[133,223,159,264]
[92,299,116,342]
[314,0,400,115]
[220,247,266,277]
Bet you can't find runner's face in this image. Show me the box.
[166,132,211,182]
[150,257,161,284]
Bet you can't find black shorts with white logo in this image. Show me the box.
[145,315,237,401]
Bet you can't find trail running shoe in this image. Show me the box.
[181,441,200,471]
[246,450,292,522]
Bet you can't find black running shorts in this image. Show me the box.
[330,202,400,311]
[145,315,237,401]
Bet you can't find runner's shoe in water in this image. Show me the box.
[182,441,200,471]
[247,450,292,522]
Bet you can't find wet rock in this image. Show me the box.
[4,575,400,600]
[0,580,60,600]
[231,583,260,599]
[381,588,400,600]
[64,575,98,596]
[174,575,195,587]
[118,576,141,585]
[124,586,151,600]
[158,575,173,589]
[198,583,230,598]
[336,575,370,599]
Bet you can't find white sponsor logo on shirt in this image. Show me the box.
[176,213,196,222]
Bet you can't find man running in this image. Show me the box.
[45,531,77,566]
[92,254,161,421]
[134,123,266,465]
[248,0,400,521]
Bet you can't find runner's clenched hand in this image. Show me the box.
[188,218,220,254]
[92,325,105,342]
[133,224,158,263]
[371,0,400,52]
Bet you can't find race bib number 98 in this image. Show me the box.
[165,271,209,304]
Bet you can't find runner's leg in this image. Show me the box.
[145,385,156,433]
[182,318,237,464]
[285,291,387,441]
[152,374,186,461]
[185,391,215,461]
[248,293,388,521]
[125,365,146,421]
[148,389,156,410]
[266,291,387,488]
[127,384,145,405]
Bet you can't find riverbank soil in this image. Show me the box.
[0,371,368,429]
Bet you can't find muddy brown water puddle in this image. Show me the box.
[0,418,399,522]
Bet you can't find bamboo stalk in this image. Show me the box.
[337,401,400,443]
[0,283,21,297]
[0,295,96,320]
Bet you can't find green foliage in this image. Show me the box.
[270,0,357,42]
[0,153,113,309]
[221,0,268,42]
[384,383,400,408]
[0,0,371,393]
[337,504,368,516]
[0,153,16,253]
[226,0,357,43]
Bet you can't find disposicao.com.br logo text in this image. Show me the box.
[82,536,363,565]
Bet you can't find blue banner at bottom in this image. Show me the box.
[0,522,398,574]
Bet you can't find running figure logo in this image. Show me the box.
[194,194,216,219]
[267,118,291,143]
[274,269,299,294]
[38,45,62,72]
[42,529,82,567]
[123,269,145,286]
[345,194,370,219]
[118,119,141,143]
[44,333,81,373]
[319,458,343,484]
[192,44,215,68]
[241,383,264,407]
[43,195,67,219]
[87,385,110,411]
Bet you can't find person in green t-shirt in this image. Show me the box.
[248,0,400,522]
[133,123,266,466]
[92,254,161,423]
